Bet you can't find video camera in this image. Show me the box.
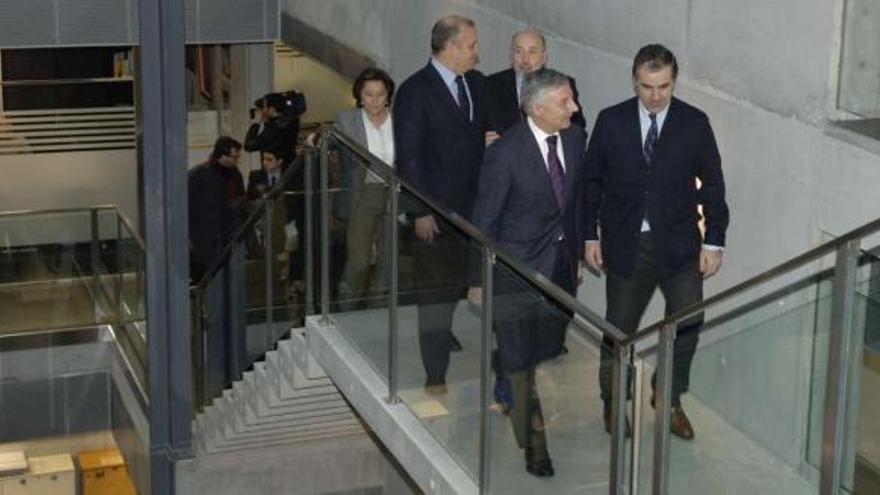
[249,90,307,122]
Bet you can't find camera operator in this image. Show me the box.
[244,92,300,161]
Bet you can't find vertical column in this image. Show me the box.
[478,247,494,494]
[264,199,275,348]
[386,180,400,403]
[319,131,331,321]
[90,208,100,316]
[137,0,191,493]
[609,340,631,495]
[304,150,315,316]
[819,239,860,495]
[652,323,676,495]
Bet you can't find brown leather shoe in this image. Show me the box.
[670,406,695,440]
[603,410,632,438]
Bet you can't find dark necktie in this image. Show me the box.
[455,75,471,121]
[546,135,565,209]
[643,113,658,164]
[269,175,276,188]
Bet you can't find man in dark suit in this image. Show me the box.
[471,68,585,477]
[246,148,290,310]
[583,44,729,440]
[488,29,585,134]
[394,14,493,394]
[188,136,247,399]
[188,136,246,282]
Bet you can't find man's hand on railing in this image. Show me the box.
[415,215,440,243]
[700,248,723,279]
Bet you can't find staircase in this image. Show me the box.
[192,328,365,454]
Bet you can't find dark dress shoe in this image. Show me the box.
[649,395,696,440]
[524,448,554,477]
[424,377,447,396]
[670,406,695,440]
[449,334,463,352]
[603,410,632,438]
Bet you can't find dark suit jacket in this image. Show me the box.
[394,61,490,219]
[246,168,283,199]
[488,68,586,134]
[582,97,729,278]
[188,162,245,280]
[472,120,586,371]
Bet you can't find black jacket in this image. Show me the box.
[582,97,729,278]
[393,61,491,219]
[488,68,586,134]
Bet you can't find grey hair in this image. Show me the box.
[510,28,546,51]
[431,15,476,54]
[521,68,571,114]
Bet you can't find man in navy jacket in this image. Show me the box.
[583,44,729,440]
[394,15,493,393]
[472,68,585,477]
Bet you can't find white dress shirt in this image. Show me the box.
[267,169,281,187]
[430,57,473,121]
[638,100,669,233]
[362,110,394,184]
[527,117,565,173]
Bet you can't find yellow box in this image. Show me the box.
[76,449,136,495]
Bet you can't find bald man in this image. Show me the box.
[488,29,585,134]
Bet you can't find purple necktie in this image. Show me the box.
[546,135,565,209]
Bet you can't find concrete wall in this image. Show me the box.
[275,52,355,125]
[282,0,880,310]
[283,0,880,472]
[0,149,138,243]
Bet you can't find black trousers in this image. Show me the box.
[599,233,703,409]
[411,233,469,383]
[508,369,548,459]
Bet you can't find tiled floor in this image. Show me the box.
[331,305,819,494]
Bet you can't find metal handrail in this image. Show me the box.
[625,216,880,346]
[0,77,134,87]
[0,204,145,251]
[325,125,880,347]
[323,127,627,342]
[192,153,306,289]
[0,204,116,218]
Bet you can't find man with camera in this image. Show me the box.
[244,92,302,161]
[244,91,308,314]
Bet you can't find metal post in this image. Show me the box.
[264,198,274,348]
[319,132,331,322]
[819,240,860,495]
[192,288,205,409]
[652,323,676,495]
[631,353,644,495]
[609,341,629,495]
[478,247,494,494]
[386,181,400,403]
[90,208,101,316]
[304,151,315,316]
[115,213,124,322]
